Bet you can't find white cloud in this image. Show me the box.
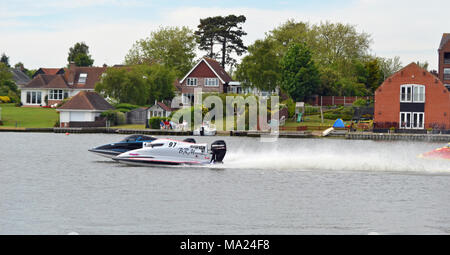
[1,1,449,70]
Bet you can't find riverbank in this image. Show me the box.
[1,127,450,142]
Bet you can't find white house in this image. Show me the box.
[20,63,108,107]
[56,91,114,127]
[148,102,173,118]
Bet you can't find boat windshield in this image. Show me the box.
[120,135,156,142]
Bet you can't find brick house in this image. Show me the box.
[177,57,233,106]
[438,33,450,90]
[20,63,107,107]
[56,91,113,127]
[374,62,450,132]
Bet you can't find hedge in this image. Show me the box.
[149,117,167,129]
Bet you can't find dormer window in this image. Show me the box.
[186,78,197,86]
[78,73,87,84]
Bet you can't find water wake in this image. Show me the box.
[223,141,450,174]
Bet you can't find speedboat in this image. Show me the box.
[418,143,450,160]
[113,138,226,166]
[193,122,217,136]
[88,134,158,159]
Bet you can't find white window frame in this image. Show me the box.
[205,78,219,87]
[399,112,424,129]
[78,73,87,84]
[400,84,425,103]
[26,91,42,105]
[49,89,65,100]
[444,68,450,80]
[186,78,197,86]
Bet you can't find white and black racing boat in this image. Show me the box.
[113,138,226,166]
[88,134,158,159]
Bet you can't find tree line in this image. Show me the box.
[3,15,434,106]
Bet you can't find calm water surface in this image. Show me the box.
[1,132,449,234]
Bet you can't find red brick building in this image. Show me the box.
[177,57,232,105]
[374,62,450,131]
[438,33,450,89]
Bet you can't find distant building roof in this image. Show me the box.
[9,68,31,86]
[32,68,65,78]
[57,91,114,111]
[179,57,233,84]
[23,64,109,90]
[439,33,450,50]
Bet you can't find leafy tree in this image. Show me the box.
[95,64,176,105]
[195,15,247,68]
[235,39,280,92]
[416,61,429,71]
[125,26,197,78]
[364,58,383,93]
[0,62,19,101]
[280,43,320,102]
[1,53,10,67]
[67,42,94,67]
[135,64,176,104]
[379,56,402,79]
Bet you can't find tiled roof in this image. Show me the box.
[203,58,232,83]
[9,68,31,85]
[23,65,109,90]
[22,74,57,89]
[180,57,233,84]
[439,33,450,50]
[157,102,173,112]
[43,75,69,89]
[57,91,114,111]
[40,68,63,75]
[65,66,107,89]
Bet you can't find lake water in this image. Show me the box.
[1,132,449,234]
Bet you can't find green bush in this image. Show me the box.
[101,110,127,125]
[323,106,354,120]
[281,98,295,118]
[115,111,126,125]
[149,117,167,129]
[352,99,367,107]
[114,103,139,111]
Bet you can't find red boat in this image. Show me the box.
[419,144,450,160]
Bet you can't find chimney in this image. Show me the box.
[69,61,76,70]
[68,62,76,85]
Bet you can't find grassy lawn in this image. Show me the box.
[284,114,337,128]
[0,103,59,128]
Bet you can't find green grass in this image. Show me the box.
[0,103,59,128]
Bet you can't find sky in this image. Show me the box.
[1,0,449,71]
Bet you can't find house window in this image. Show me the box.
[186,78,197,86]
[205,78,219,87]
[78,73,87,84]
[400,112,424,129]
[26,91,42,105]
[444,68,450,80]
[49,90,66,100]
[400,84,425,103]
[444,52,450,64]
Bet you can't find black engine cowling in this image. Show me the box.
[210,140,227,163]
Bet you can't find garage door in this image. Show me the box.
[70,112,85,121]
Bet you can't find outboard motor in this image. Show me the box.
[210,140,227,163]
